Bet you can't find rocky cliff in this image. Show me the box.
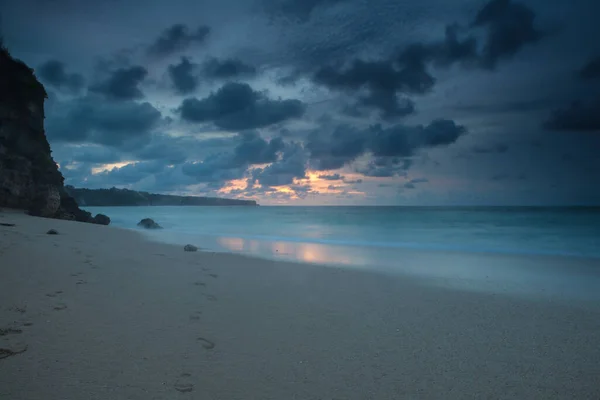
[0,41,109,224]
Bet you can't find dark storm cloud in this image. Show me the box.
[46,95,163,146]
[318,173,343,180]
[89,66,148,100]
[313,59,431,119]
[429,24,479,67]
[201,57,257,79]
[472,0,545,69]
[147,24,210,58]
[306,124,368,170]
[182,153,247,184]
[252,142,307,186]
[342,178,363,184]
[168,57,199,94]
[178,82,306,130]
[168,57,258,95]
[180,132,287,186]
[36,60,84,93]
[370,119,467,157]
[356,157,412,178]
[578,56,600,80]
[403,177,428,189]
[233,131,285,165]
[307,119,466,172]
[543,101,600,132]
[391,24,479,71]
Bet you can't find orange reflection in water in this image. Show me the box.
[218,237,246,252]
[217,236,363,266]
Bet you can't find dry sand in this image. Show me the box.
[1,209,599,399]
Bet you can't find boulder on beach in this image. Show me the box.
[184,244,198,252]
[92,213,110,225]
[46,229,58,235]
[137,218,162,229]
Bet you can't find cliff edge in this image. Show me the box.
[0,41,109,224]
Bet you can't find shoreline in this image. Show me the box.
[83,205,600,262]
[2,210,600,399]
[135,224,600,304]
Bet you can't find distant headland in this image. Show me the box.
[64,186,258,207]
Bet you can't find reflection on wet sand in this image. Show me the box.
[215,235,600,302]
[217,236,362,266]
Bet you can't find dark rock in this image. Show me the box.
[92,213,110,225]
[184,244,198,252]
[57,192,93,222]
[137,218,162,229]
[46,229,58,235]
[0,222,15,227]
[28,185,61,218]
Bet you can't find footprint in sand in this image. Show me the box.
[46,290,63,298]
[197,337,215,350]
[0,327,22,336]
[0,342,28,360]
[83,256,98,268]
[53,303,67,311]
[76,280,87,285]
[189,312,202,321]
[193,281,206,287]
[0,326,28,360]
[209,274,218,278]
[204,294,217,302]
[70,272,82,277]
[173,373,194,393]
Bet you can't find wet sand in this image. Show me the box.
[1,209,599,399]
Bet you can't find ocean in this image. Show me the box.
[85,206,600,299]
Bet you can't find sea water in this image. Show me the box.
[85,206,600,300]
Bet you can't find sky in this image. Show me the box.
[1,0,599,205]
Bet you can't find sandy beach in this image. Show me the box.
[1,209,600,399]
